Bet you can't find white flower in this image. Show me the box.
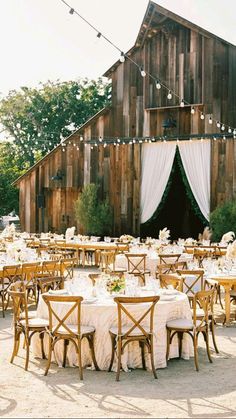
[158,227,170,241]
[226,240,236,258]
[221,231,235,244]
[65,226,76,241]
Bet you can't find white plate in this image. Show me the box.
[48,289,68,295]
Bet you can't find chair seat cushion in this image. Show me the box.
[166,318,202,329]
[54,324,95,335]
[109,325,150,336]
[21,317,49,328]
[20,311,37,320]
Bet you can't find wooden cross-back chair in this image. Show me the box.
[8,281,48,370]
[124,253,150,285]
[158,253,181,264]
[159,274,183,291]
[42,294,99,379]
[21,262,41,303]
[156,261,187,277]
[109,295,160,381]
[1,264,22,317]
[60,257,77,280]
[166,289,214,371]
[193,247,213,267]
[176,269,205,306]
[99,250,126,275]
[36,260,63,302]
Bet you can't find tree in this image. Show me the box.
[74,183,113,235]
[210,199,236,241]
[0,78,111,166]
[0,142,25,215]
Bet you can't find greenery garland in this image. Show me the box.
[175,147,209,226]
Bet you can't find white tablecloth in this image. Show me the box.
[33,290,192,371]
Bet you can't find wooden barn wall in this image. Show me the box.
[16,19,236,233]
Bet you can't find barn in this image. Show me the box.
[13,1,236,239]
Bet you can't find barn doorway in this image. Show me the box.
[140,151,206,241]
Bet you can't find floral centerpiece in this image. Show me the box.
[119,234,134,243]
[159,227,170,243]
[65,226,76,241]
[184,237,197,245]
[6,240,28,262]
[221,231,235,245]
[106,275,125,294]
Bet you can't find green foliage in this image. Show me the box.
[0,142,24,215]
[210,199,236,241]
[0,78,111,167]
[74,184,113,235]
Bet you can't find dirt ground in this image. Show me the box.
[1,270,236,418]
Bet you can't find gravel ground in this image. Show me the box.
[1,268,236,418]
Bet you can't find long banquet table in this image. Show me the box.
[33,289,192,371]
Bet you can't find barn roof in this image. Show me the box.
[104,0,236,77]
[12,106,110,186]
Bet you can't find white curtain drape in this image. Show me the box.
[178,140,210,221]
[140,142,177,224]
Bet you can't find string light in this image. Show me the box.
[120,52,125,63]
[99,136,103,142]
[69,8,74,14]
[221,124,225,131]
[217,121,221,128]
[140,68,146,77]
[180,99,185,107]
[191,107,195,115]
[59,0,236,140]
[228,127,232,133]
[167,90,172,100]
[209,116,213,124]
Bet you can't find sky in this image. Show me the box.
[0,0,236,97]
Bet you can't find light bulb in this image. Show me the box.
[221,124,225,131]
[69,8,74,15]
[167,90,172,100]
[191,107,195,115]
[223,135,226,140]
[117,138,120,143]
[140,68,146,77]
[228,127,232,133]
[120,52,125,63]
[200,113,205,120]
[180,99,185,107]
[217,121,221,128]
[80,136,83,141]
[233,129,236,135]
[99,136,103,142]
[151,137,155,142]
[156,80,161,90]
[209,116,213,124]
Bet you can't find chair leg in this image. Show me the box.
[108,334,116,372]
[39,332,46,359]
[77,338,83,380]
[139,341,146,370]
[178,332,183,358]
[24,336,30,371]
[193,334,199,371]
[210,320,219,354]
[62,339,69,368]
[44,336,53,376]
[166,329,171,362]
[116,337,122,382]
[87,334,99,371]
[149,336,157,379]
[10,331,21,363]
[1,293,5,318]
[204,330,213,364]
[218,285,224,309]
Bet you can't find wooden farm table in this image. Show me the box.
[210,274,236,326]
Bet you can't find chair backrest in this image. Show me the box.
[115,243,130,254]
[8,281,29,325]
[42,295,83,336]
[2,265,22,284]
[156,260,184,275]
[21,262,40,286]
[125,253,147,274]
[176,269,204,297]
[192,289,215,327]
[99,250,116,272]
[193,247,213,267]
[60,257,77,279]
[159,274,183,291]
[114,296,159,339]
[159,253,181,264]
[41,260,61,277]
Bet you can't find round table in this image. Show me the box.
[33,289,192,371]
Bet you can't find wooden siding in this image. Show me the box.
[14,3,236,234]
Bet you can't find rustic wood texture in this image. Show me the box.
[14,2,236,233]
